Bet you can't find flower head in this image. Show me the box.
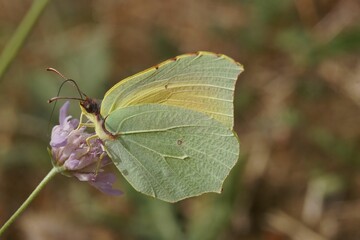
[50,101,122,196]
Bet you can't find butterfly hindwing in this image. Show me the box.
[103,104,239,202]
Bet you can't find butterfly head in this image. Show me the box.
[80,97,101,115]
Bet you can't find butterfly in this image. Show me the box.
[77,51,243,202]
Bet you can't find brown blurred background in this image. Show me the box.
[0,0,360,239]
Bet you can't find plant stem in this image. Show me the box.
[0,167,60,237]
[0,0,51,80]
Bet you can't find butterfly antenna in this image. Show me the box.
[46,68,86,134]
[47,68,86,99]
[47,67,67,80]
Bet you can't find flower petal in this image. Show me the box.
[50,125,68,147]
[88,173,122,196]
[73,172,95,182]
[64,159,80,170]
[59,101,70,125]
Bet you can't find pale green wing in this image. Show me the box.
[103,104,240,202]
[101,52,243,129]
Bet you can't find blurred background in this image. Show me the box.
[0,0,360,239]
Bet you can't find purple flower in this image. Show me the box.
[50,101,122,196]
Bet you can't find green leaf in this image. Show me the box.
[104,104,240,202]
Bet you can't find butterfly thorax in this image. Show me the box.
[80,97,116,141]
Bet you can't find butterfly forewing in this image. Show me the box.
[101,52,243,129]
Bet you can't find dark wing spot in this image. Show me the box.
[165,84,168,89]
[122,170,129,176]
[177,139,183,145]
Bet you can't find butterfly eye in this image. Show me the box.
[81,99,100,114]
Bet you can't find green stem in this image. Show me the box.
[0,0,51,80]
[0,167,60,237]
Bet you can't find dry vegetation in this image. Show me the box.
[0,0,360,239]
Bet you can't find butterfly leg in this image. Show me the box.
[86,137,108,176]
[78,117,108,177]
[76,113,85,130]
[83,135,106,177]
[94,147,108,176]
[85,134,98,146]
[77,113,95,130]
